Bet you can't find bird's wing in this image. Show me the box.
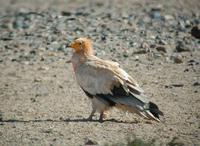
[76,56,147,101]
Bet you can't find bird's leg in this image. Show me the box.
[99,111,107,123]
[87,109,96,121]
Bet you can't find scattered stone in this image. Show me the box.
[184,68,189,72]
[34,78,42,82]
[30,98,36,102]
[123,50,129,58]
[11,58,18,62]
[85,139,98,145]
[134,55,139,61]
[61,11,72,16]
[167,137,184,146]
[0,112,2,121]
[175,41,190,52]
[171,84,184,87]
[165,85,173,89]
[158,39,167,45]
[42,129,53,134]
[188,59,199,66]
[171,54,183,63]
[191,25,200,39]
[165,84,184,88]
[193,82,200,86]
[38,66,49,71]
[156,45,167,53]
[30,50,36,55]
[164,15,174,21]
[150,5,162,20]
[178,20,186,31]
[141,42,149,49]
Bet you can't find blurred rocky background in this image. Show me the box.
[0,0,199,146]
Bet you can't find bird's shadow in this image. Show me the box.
[0,118,138,124]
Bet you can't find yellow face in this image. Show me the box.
[69,38,93,54]
[69,39,83,53]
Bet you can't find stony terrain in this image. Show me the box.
[0,0,200,146]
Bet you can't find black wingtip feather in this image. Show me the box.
[149,102,164,119]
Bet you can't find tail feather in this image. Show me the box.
[103,94,163,122]
[148,101,164,118]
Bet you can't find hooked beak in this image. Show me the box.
[68,42,75,49]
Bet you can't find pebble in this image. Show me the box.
[193,82,200,86]
[141,42,149,49]
[85,139,98,145]
[164,15,174,21]
[61,11,72,16]
[171,54,183,64]
[191,25,200,39]
[156,45,167,53]
[150,6,162,20]
[134,55,139,61]
[38,66,49,71]
[175,41,190,52]
[0,112,2,121]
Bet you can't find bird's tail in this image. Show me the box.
[106,93,163,122]
[143,101,164,122]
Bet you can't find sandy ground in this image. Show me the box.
[0,0,200,146]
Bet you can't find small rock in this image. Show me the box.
[193,82,200,86]
[34,78,42,82]
[158,39,167,45]
[167,137,184,146]
[185,20,191,28]
[156,45,167,53]
[164,15,174,21]
[172,54,183,64]
[150,6,162,20]
[171,84,184,87]
[30,98,36,102]
[141,42,149,49]
[11,58,18,62]
[30,50,36,55]
[178,20,186,31]
[134,55,139,61]
[165,85,172,89]
[61,11,72,16]
[123,50,129,58]
[0,112,2,121]
[175,41,190,52]
[85,139,98,145]
[188,59,199,66]
[23,61,30,65]
[191,25,200,39]
[38,66,49,71]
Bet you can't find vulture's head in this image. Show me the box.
[69,37,93,56]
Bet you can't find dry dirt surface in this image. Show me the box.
[0,0,200,146]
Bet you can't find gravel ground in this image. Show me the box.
[0,0,200,146]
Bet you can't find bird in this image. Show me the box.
[68,37,163,122]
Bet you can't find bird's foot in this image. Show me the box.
[99,112,107,123]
